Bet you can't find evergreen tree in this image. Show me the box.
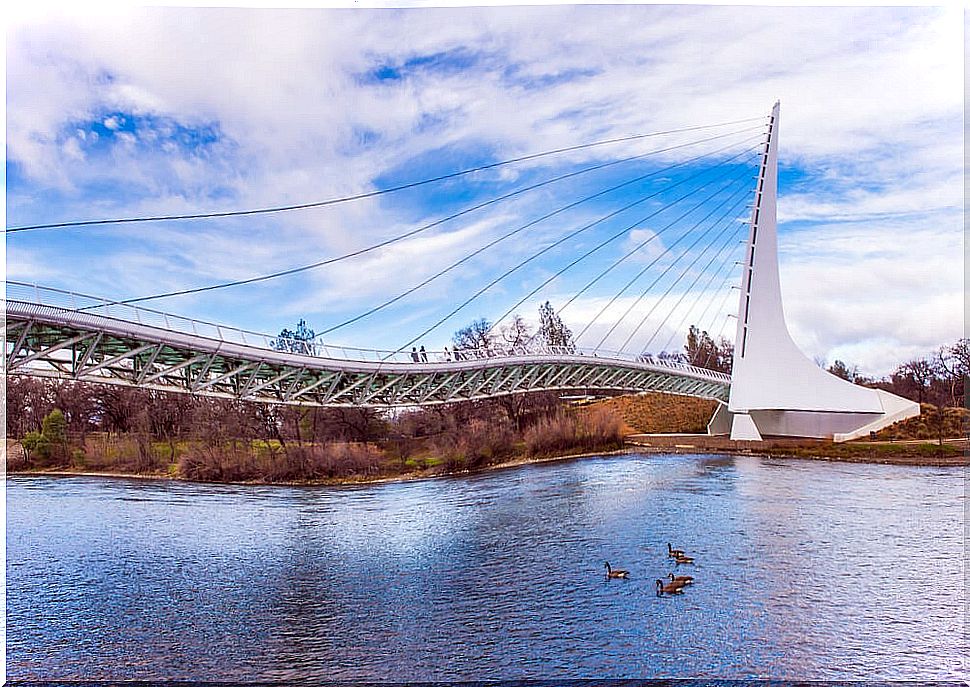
[538,301,575,352]
[272,319,317,355]
[683,325,733,372]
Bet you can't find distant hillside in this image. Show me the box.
[590,392,719,434]
[872,404,969,441]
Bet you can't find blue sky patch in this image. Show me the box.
[363,47,483,84]
[502,65,601,90]
[66,111,222,157]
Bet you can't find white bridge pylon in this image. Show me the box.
[708,102,920,442]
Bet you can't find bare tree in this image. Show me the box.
[683,325,733,372]
[938,341,967,407]
[896,357,936,404]
[500,315,533,350]
[453,318,496,356]
[5,376,55,437]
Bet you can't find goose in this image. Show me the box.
[656,578,684,596]
[668,572,694,585]
[604,562,629,579]
[667,543,685,558]
[673,555,694,565]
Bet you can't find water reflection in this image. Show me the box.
[7,454,966,679]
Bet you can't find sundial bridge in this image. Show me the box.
[3,103,919,442]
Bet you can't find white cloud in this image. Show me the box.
[4,5,962,369]
[778,215,963,375]
[623,228,666,263]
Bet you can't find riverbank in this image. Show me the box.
[6,447,634,485]
[627,434,968,467]
[8,435,965,486]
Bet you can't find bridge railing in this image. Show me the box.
[4,281,731,382]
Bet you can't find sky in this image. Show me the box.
[4,4,964,376]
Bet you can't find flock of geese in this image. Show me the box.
[604,543,696,597]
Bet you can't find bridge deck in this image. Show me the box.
[4,285,730,407]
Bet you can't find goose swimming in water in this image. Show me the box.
[656,578,684,596]
[604,562,629,579]
[668,572,694,585]
[673,555,694,565]
[667,543,685,558]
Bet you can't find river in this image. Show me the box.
[6,452,966,680]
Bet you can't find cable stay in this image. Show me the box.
[632,219,748,355]
[316,131,764,337]
[572,166,755,347]
[654,229,747,356]
[683,257,747,365]
[550,164,751,317]
[700,306,738,369]
[94,125,765,308]
[597,187,756,351]
[485,156,756,338]
[388,146,761,356]
[613,191,752,353]
[6,115,766,233]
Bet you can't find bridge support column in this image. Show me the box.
[713,102,919,442]
[729,413,763,441]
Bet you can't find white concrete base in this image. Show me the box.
[707,402,733,436]
[832,389,921,442]
[710,390,920,442]
[730,413,763,441]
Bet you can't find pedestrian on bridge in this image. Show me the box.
[419,346,428,362]
[411,347,419,362]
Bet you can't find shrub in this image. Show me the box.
[313,442,384,478]
[430,417,516,472]
[524,407,624,457]
[177,441,385,482]
[178,443,258,482]
[22,430,50,462]
[21,409,72,467]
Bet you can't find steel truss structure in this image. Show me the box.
[4,300,730,407]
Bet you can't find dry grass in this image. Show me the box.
[429,418,516,471]
[177,441,384,482]
[590,393,719,434]
[524,406,624,457]
[872,404,969,441]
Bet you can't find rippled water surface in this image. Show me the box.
[7,453,967,679]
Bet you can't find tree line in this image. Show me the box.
[825,339,968,409]
[6,301,967,479]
